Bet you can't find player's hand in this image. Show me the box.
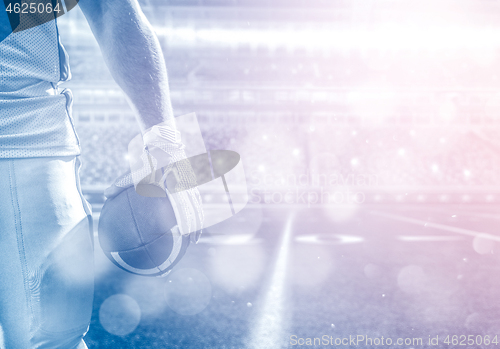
[104,123,204,243]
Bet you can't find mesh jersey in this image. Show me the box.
[0,15,79,158]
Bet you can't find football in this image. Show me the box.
[98,185,190,277]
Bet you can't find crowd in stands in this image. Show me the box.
[67,50,500,90]
[76,120,500,189]
[64,7,500,190]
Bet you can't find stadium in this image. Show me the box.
[52,0,500,347]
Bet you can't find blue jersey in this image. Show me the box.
[0,16,79,158]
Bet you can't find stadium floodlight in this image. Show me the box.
[156,25,500,51]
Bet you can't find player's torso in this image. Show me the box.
[0,21,61,97]
[0,5,79,158]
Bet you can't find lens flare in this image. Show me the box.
[397,265,427,294]
[99,294,141,336]
[165,268,212,315]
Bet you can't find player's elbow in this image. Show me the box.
[79,0,146,42]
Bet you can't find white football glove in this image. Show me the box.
[104,122,204,243]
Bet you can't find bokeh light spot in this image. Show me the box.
[364,263,382,279]
[473,234,495,255]
[289,245,333,288]
[397,265,426,294]
[165,268,212,316]
[99,294,141,336]
[124,277,168,318]
[209,244,265,293]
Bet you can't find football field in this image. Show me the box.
[85,203,500,348]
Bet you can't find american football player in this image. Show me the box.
[0,0,199,347]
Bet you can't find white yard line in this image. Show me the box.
[371,210,500,242]
[247,212,295,349]
[397,236,464,242]
[451,210,500,221]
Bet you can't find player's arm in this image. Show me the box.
[79,0,203,240]
[78,0,173,131]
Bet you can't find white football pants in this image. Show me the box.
[0,156,94,349]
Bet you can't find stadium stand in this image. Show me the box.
[56,3,500,204]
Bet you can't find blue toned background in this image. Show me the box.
[56,0,500,347]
